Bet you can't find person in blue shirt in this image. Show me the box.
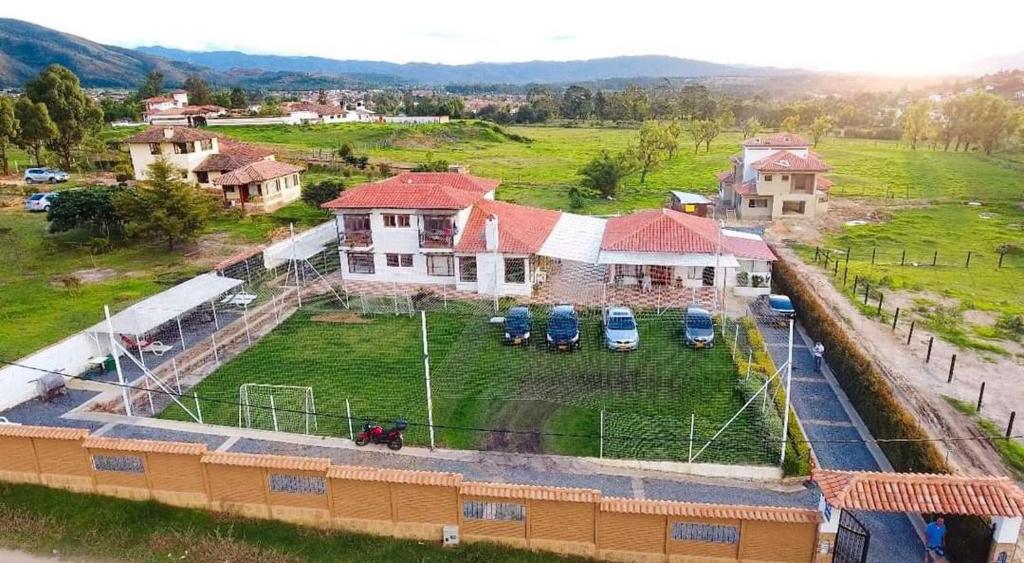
[925,517,946,562]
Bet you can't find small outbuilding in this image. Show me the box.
[668,191,714,217]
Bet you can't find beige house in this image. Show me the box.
[124,127,219,184]
[213,160,305,213]
[718,133,833,220]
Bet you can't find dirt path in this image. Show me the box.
[483,400,559,454]
[771,244,1011,477]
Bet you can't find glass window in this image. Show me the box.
[781,175,789,181]
[459,257,477,282]
[426,255,454,276]
[764,174,773,181]
[748,199,768,208]
[148,143,160,155]
[505,258,526,284]
[343,214,371,232]
[347,253,374,274]
[383,214,411,228]
[386,253,413,267]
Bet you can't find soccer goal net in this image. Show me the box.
[239,384,318,435]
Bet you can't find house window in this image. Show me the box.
[292,174,299,185]
[505,258,526,284]
[275,179,281,192]
[383,214,411,228]
[347,253,375,274]
[173,142,191,154]
[459,257,477,282]
[781,175,789,181]
[343,214,371,232]
[386,253,413,267]
[196,171,209,184]
[148,143,160,155]
[426,255,454,276]
[748,198,768,208]
[615,264,640,278]
[763,174,773,182]
[199,139,213,151]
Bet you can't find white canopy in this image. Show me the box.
[264,220,338,269]
[538,213,606,263]
[88,273,243,335]
[597,251,740,268]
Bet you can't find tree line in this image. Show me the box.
[900,92,1022,154]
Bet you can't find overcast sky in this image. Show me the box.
[4,1,1022,75]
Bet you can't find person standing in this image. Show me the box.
[924,517,946,562]
[813,341,825,372]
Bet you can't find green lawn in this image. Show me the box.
[161,302,777,465]
[0,482,578,563]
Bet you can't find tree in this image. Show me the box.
[412,153,450,172]
[99,97,141,123]
[14,96,57,166]
[561,85,593,120]
[229,87,247,109]
[619,85,651,121]
[47,185,131,240]
[114,159,215,250]
[24,65,103,169]
[742,117,762,139]
[0,97,19,175]
[137,70,163,99]
[808,116,834,147]
[183,75,213,105]
[211,90,231,108]
[901,100,930,150]
[664,120,683,159]
[301,177,345,208]
[316,89,328,105]
[626,121,673,184]
[967,93,1015,155]
[578,150,631,198]
[780,115,801,133]
[687,119,709,153]
[258,97,283,117]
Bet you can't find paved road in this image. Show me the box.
[755,312,925,563]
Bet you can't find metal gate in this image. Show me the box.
[834,510,870,563]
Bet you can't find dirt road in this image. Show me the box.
[771,244,1010,477]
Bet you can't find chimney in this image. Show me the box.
[163,128,175,139]
[484,214,499,252]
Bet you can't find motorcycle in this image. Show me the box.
[355,419,407,450]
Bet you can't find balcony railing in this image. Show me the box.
[339,230,373,248]
[420,229,455,248]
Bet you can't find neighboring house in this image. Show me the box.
[147,104,227,126]
[718,133,833,220]
[281,101,349,124]
[213,160,305,213]
[193,138,276,186]
[668,191,714,217]
[598,209,775,295]
[124,127,220,183]
[143,90,188,113]
[322,173,776,299]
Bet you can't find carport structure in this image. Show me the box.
[813,469,1024,563]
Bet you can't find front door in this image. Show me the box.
[649,265,672,286]
[701,267,715,286]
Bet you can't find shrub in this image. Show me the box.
[301,178,345,209]
[736,271,750,286]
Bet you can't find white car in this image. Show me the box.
[24,168,69,184]
[24,192,57,212]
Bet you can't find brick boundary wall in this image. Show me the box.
[0,424,822,563]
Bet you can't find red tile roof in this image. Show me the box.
[741,132,809,147]
[601,498,820,524]
[814,470,1024,517]
[283,101,346,116]
[817,176,833,191]
[322,172,498,211]
[716,170,735,183]
[82,437,207,456]
[752,150,830,173]
[201,452,330,472]
[601,209,720,254]
[214,160,304,185]
[195,140,274,172]
[0,424,89,441]
[735,180,757,196]
[461,482,601,503]
[454,199,561,254]
[148,105,225,117]
[123,127,217,144]
[144,96,173,104]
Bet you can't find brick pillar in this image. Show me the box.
[988,516,1021,563]
[814,495,841,563]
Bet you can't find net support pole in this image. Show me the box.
[745,348,752,381]
[599,410,604,458]
[779,317,794,467]
[104,305,133,417]
[242,302,252,345]
[269,394,279,432]
[346,398,354,441]
[421,310,436,450]
[135,332,146,368]
[176,314,186,351]
[211,333,220,366]
[688,413,695,463]
[290,223,302,308]
[172,358,181,394]
[194,392,203,424]
[210,299,219,330]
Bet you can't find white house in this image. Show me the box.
[124,127,220,183]
[143,90,188,114]
[146,105,227,126]
[718,133,833,220]
[213,160,305,214]
[322,173,777,300]
[281,101,349,124]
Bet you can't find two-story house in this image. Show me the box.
[124,127,219,183]
[718,133,832,220]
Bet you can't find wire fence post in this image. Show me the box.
[926,337,934,363]
[688,413,695,463]
[863,283,870,305]
[1007,411,1016,438]
[999,251,1006,269]
[599,410,605,459]
[877,293,884,316]
[421,310,436,450]
[345,398,354,441]
[907,321,915,345]
[932,250,938,266]
[947,354,957,383]
[892,307,900,330]
[900,248,906,266]
[977,381,986,412]
[104,305,133,417]
[871,247,876,265]
[745,348,752,381]
[965,251,972,268]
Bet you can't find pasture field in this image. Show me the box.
[160,301,779,466]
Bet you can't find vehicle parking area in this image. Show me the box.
[159,298,781,466]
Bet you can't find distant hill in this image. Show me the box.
[0,18,201,88]
[969,51,1024,74]
[136,46,788,85]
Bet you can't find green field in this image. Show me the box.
[161,301,778,465]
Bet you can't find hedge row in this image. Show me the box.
[771,254,990,563]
